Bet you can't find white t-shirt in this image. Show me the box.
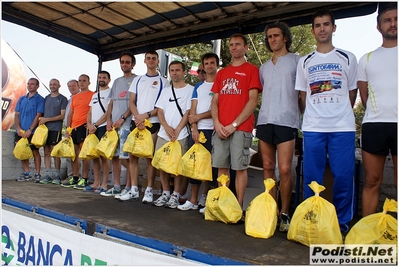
[128,73,169,123]
[89,88,110,127]
[295,48,358,132]
[155,84,194,140]
[191,81,214,130]
[358,46,398,123]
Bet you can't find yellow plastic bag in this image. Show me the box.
[345,199,397,245]
[205,174,243,224]
[31,124,48,148]
[151,140,182,176]
[51,138,75,161]
[96,128,119,160]
[287,181,342,246]
[79,134,100,160]
[177,132,212,181]
[13,136,33,160]
[245,178,278,239]
[123,119,154,158]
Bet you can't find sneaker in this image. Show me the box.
[52,175,61,185]
[16,172,32,182]
[119,190,139,201]
[198,194,207,208]
[61,177,78,188]
[34,173,42,183]
[39,175,52,184]
[142,189,153,204]
[153,193,170,207]
[114,188,128,199]
[165,194,179,209]
[73,178,88,189]
[177,200,198,211]
[199,207,206,214]
[100,187,121,197]
[279,212,290,232]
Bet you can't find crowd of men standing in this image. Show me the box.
[14,5,397,236]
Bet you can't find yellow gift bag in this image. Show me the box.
[96,128,118,160]
[13,135,33,160]
[345,199,397,245]
[287,181,342,246]
[245,178,278,239]
[79,134,100,160]
[177,132,212,181]
[31,124,48,148]
[123,119,154,158]
[205,174,243,224]
[151,140,182,176]
[51,127,76,161]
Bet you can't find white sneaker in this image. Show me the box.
[114,188,128,199]
[142,189,153,204]
[177,200,198,211]
[153,193,170,207]
[164,194,179,209]
[119,190,139,201]
[199,207,206,214]
[198,194,207,208]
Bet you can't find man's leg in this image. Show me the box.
[235,169,248,208]
[361,150,386,216]
[99,157,110,190]
[44,145,52,172]
[259,140,277,201]
[120,154,139,201]
[91,158,101,189]
[276,139,295,215]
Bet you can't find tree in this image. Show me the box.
[353,103,365,147]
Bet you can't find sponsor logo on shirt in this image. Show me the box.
[308,63,342,74]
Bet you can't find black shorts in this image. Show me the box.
[14,133,39,151]
[256,124,297,145]
[95,125,107,140]
[71,124,87,145]
[361,122,397,156]
[130,121,160,134]
[46,131,62,146]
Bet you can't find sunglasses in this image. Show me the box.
[120,60,131,65]
[197,69,205,74]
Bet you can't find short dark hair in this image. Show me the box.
[145,50,159,59]
[264,21,293,52]
[169,60,185,71]
[312,10,335,28]
[230,33,248,46]
[201,52,220,66]
[119,51,136,65]
[98,70,111,79]
[79,74,90,82]
[28,78,39,85]
[377,2,397,27]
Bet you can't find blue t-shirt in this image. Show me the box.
[15,93,45,132]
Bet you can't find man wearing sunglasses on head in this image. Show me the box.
[102,52,137,198]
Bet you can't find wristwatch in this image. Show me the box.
[121,115,126,121]
[232,122,238,128]
[147,111,151,118]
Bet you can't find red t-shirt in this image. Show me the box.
[211,62,262,133]
[70,90,95,128]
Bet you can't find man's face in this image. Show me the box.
[197,64,206,82]
[378,9,397,40]
[169,63,185,83]
[67,81,79,95]
[266,27,286,52]
[144,53,159,69]
[27,79,39,93]
[120,55,135,74]
[97,73,110,88]
[49,79,60,93]
[229,36,248,59]
[203,58,218,76]
[311,15,336,44]
[78,75,90,90]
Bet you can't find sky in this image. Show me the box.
[1,11,382,98]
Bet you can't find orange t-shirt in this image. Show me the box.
[70,90,95,128]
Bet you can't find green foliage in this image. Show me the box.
[353,102,365,146]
